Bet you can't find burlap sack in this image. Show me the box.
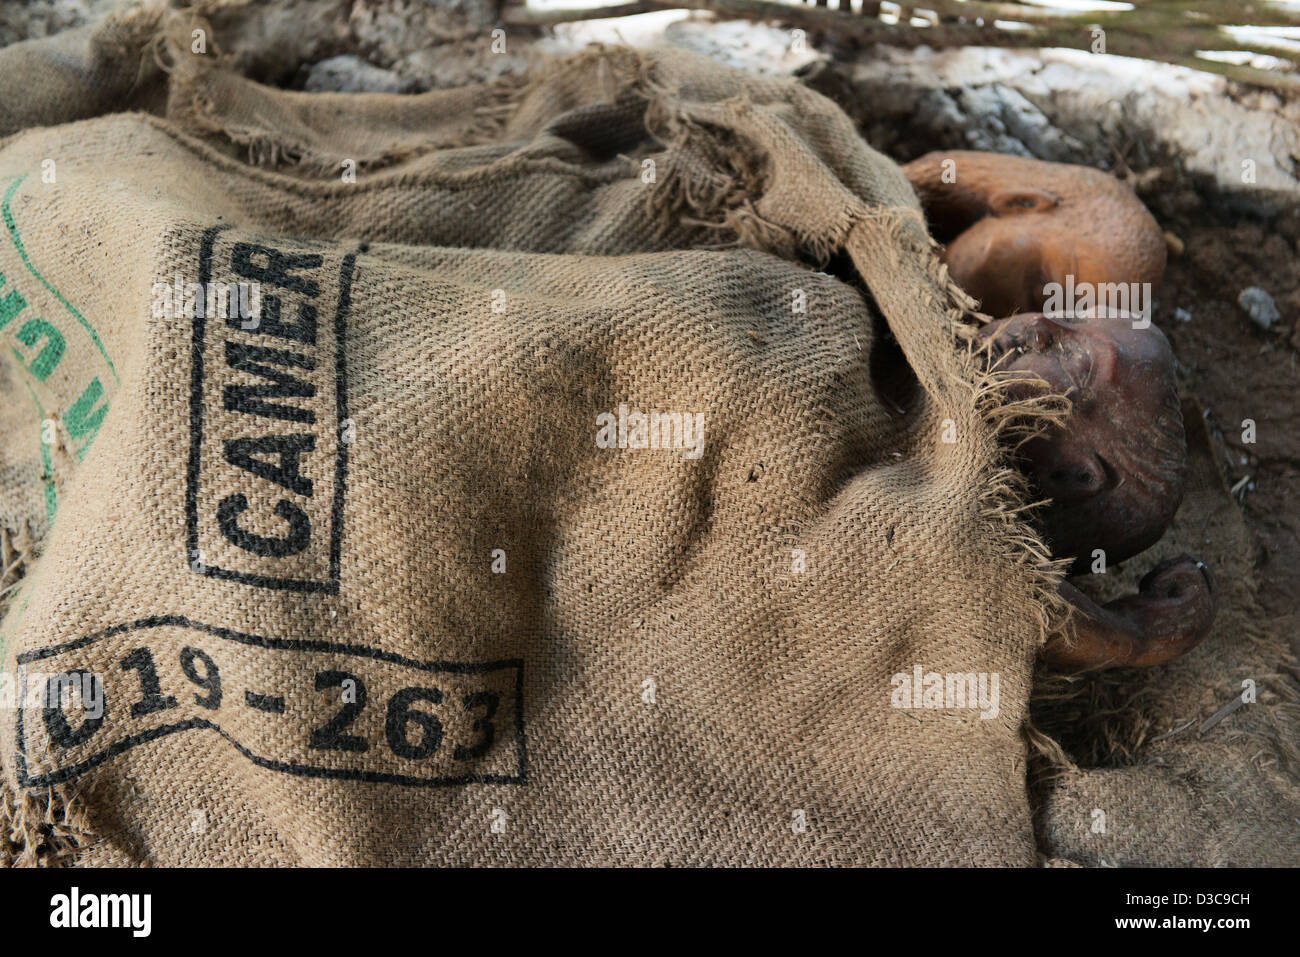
[0,9,1293,867]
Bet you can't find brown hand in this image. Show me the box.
[1043,555,1217,670]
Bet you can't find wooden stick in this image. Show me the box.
[1198,692,1248,734]
[501,0,1300,91]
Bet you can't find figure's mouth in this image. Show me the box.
[988,337,1027,365]
[980,328,1033,369]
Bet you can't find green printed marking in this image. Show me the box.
[2,174,118,385]
[65,377,107,441]
[14,317,66,380]
[0,286,24,330]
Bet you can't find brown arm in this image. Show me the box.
[1042,555,1217,671]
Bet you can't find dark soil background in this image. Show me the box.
[1160,210,1300,649]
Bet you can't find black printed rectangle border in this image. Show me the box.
[184,225,353,593]
[14,615,527,789]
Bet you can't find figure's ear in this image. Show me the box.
[988,188,1059,216]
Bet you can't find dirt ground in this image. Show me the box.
[1155,199,1300,654]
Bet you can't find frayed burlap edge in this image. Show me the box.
[0,778,95,868]
[866,205,1075,642]
[4,512,90,866]
[155,5,533,174]
[2,521,94,867]
[1027,655,1300,866]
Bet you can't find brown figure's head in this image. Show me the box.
[975,313,1187,570]
[902,151,1167,318]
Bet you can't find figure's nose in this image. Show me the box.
[1040,455,1107,503]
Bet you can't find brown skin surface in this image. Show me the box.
[902,153,1216,672]
[903,151,1168,319]
[974,312,1187,566]
[1048,559,1217,669]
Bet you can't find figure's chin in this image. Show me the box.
[1040,507,1160,573]
[1038,517,1086,570]
[1043,526,1112,575]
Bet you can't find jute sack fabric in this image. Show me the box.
[2,21,1065,866]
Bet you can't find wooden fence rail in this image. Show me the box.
[502,0,1300,92]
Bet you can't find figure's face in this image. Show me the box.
[974,313,1186,568]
